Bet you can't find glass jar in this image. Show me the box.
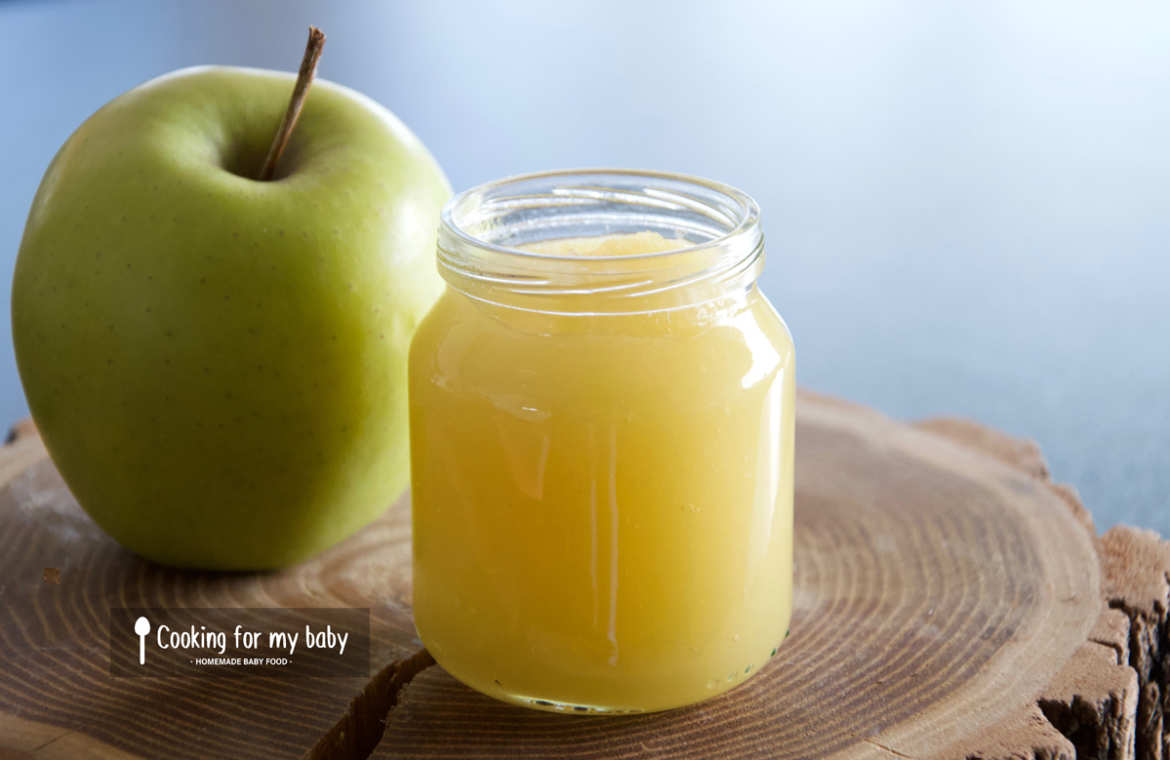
[408,169,794,713]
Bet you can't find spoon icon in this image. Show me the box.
[134,616,151,666]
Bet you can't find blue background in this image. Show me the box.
[2,0,1167,533]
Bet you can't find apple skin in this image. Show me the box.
[12,66,449,569]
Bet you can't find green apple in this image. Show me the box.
[12,66,449,569]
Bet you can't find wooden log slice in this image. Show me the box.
[0,391,1163,760]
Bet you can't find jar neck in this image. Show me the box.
[436,169,764,315]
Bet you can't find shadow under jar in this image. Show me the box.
[408,169,795,714]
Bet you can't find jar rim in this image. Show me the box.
[435,168,765,313]
[440,167,761,262]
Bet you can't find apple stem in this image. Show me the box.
[257,26,326,181]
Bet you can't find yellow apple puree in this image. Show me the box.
[410,188,794,713]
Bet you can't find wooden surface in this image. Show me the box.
[0,433,419,760]
[0,391,1164,760]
